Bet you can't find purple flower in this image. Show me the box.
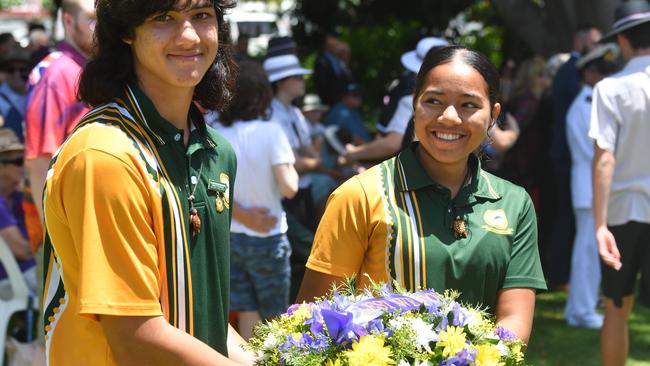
[366,319,387,335]
[426,301,441,316]
[321,309,367,345]
[451,303,462,327]
[286,303,302,316]
[451,304,473,328]
[438,348,477,366]
[304,333,330,351]
[436,313,449,331]
[330,291,352,311]
[496,325,517,341]
[379,283,394,297]
[306,304,325,335]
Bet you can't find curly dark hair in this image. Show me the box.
[78,0,238,111]
[219,60,273,126]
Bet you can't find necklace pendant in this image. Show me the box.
[452,216,467,239]
[189,207,201,237]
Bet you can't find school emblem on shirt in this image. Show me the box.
[482,209,513,235]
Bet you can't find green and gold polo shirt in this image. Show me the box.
[307,142,546,312]
[42,85,236,365]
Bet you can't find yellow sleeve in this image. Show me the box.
[52,148,162,317]
[306,176,370,277]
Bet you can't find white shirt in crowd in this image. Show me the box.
[270,98,312,189]
[214,119,295,237]
[566,85,594,210]
[589,55,650,226]
[384,94,414,135]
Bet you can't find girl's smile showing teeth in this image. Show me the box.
[433,131,464,141]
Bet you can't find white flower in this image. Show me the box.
[463,309,483,333]
[410,317,438,352]
[262,333,279,349]
[397,360,431,366]
[389,316,410,330]
[496,340,510,356]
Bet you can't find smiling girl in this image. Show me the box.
[297,46,547,343]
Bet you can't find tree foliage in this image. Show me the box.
[0,0,22,9]
[293,0,621,120]
[293,0,512,121]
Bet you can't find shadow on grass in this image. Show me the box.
[525,291,650,366]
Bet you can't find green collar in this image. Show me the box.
[125,84,216,152]
[395,142,501,203]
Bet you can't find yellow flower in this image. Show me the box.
[474,344,504,366]
[436,326,467,357]
[292,304,312,321]
[326,358,342,366]
[345,335,395,366]
[511,343,524,363]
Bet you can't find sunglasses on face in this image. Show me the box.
[0,158,24,166]
[6,66,29,74]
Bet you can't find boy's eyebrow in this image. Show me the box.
[176,1,213,11]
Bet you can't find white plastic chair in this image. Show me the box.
[0,238,37,364]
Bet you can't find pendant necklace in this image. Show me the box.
[452,214,468,239]
[450,166,472,239]
[188,156,205,237]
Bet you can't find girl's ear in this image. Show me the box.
[491,103,502,127]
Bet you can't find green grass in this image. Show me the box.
[526,291,650,365]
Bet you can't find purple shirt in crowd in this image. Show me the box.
[0,191,36,279]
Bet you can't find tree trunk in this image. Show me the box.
[492,0,622,56]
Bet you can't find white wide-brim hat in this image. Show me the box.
[302,94,328,112]
[400,37,450,73]
[263,54,312,83]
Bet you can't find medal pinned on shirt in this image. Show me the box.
[215,196,224,213]
[208,173,230,214]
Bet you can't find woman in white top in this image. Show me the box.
[214,61,298,339]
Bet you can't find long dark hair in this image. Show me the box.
[219,60,273,126]
[78,0,238,111]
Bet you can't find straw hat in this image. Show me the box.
[576,43,620,70]
[0,129,24,153]
[302,94,328,112]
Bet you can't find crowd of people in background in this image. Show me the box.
[0,0,648,365]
